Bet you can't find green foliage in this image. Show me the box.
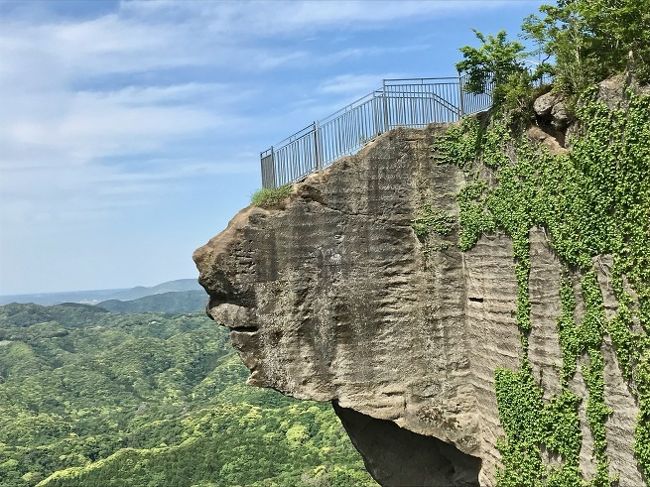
[523,0,650,91]
[457,30,527,107]
[0,304,375,487]
[494,360,584,487]
[251,185,293,209]
[411,205,454,241]
[557,276,580,383]
[0,302,109,329]
[455,181,494,251]
[457,0,650,119]
[444,88,650,484]
[439,117,482,167]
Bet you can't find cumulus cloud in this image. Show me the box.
[1,0,529,224]
[0,0,539,292]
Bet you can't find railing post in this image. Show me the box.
[313,121,322,170]
[270,146,277,189]
[382,79,390,132]
[260,151,266,188]
[457,72,465,119]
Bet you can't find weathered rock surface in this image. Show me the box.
[193,125,642,486]
[533,91,570,130]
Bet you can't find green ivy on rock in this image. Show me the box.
[441,88,650,485]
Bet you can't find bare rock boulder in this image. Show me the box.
[534,91,571,130]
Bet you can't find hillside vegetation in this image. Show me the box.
[0,303,375,487]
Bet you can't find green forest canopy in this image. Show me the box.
[0,303,375,487]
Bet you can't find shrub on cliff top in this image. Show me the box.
[523,0,650,92]
[456,30,530,111]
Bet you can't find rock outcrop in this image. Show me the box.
[533,91,570,130]
[194,123,643,486]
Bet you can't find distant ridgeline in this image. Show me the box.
[0,278,203,306]
[0,302,375,487]
[96,290,208,314]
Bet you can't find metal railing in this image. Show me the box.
[260,74,494,188]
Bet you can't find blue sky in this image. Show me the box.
[0,0,544,295]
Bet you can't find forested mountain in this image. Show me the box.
[97,290,207,314]
[0,303,374,487]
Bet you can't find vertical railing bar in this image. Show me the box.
[337,117,342,157]
[458,73,465,119]
[302,136,306,177]
[282,147,287,186]
[271,146,276,188]
[290,144,293,183]
[382,79,390,132]
[346,106,351,152]
[312,122,320,171]
[348,110,353,153]
[278,148,283,187]
[410,86,416,126]
[276,148,281,187]
[293,140,298,182]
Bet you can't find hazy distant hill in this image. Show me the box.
[0,279,202,306]
[97,290,207,314]
[0,288,122,306]
[105,279,202,302]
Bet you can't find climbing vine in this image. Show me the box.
[411,205,455,242]
[440,87,650,485]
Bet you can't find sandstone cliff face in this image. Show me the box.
[193,124,643,486]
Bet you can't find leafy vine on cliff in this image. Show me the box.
[441,88,650,485]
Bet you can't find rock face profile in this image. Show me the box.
[193,122,643,486]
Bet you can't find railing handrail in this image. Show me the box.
[384,76,460,82]
[266,76,463,149]
[269,122,318,151]
[259,73,495,188]
[319,90,383,124]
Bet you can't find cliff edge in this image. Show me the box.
[194,81,649,487]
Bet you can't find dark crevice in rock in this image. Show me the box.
[228,326,258,333]
[536,122,567,147]
[333,401,481,487]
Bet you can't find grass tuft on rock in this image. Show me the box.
[251,185,293,208]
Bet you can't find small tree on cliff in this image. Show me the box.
[456,30,534,114]
[458,0,650,114]
[522,0,650,91]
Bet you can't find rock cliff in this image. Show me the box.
[194,86,648,486]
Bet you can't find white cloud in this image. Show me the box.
[119,0,516,37]
[0,0,523,227]
[319,73,406,95]
[0,85,224,170]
